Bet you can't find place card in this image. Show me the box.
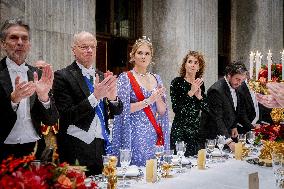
[197,149,206,169]
[235,142,243,160]
[249,172,259,189]
[146,159,157,183]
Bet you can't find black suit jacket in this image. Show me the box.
[199,78,241,141]
[53,61,123,173]
[0,57,59,152]
[237,82,273,133]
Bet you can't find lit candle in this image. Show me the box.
[267,50,272,81]
[249,51,255,79]
[255,51,262,80]
[281,50,284,81]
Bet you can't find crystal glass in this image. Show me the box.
[216,136,226,155]
[162,150,174,178]
[155,145,164,179]
[271,152,283,187]
[246,131,256,155]
[238,134,246,145]
[30,160,41,172]
[102,155,110,187]
[119,149,132,188]
[175,141,186,173]
[206,139,216,163]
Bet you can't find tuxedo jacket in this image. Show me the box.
[53,61,123,140]
[199,78,241,140]
[0,57,59,146]
[237,82,273,133]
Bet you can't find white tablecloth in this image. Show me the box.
[128,159,274,189]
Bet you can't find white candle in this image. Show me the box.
[281,50,284,81]
[255,51,261,80]
[267,50,272,81]
[249,51,255,79]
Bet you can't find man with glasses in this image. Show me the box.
[0,18,58,161]
[53,31,122,175]
[199,61,248,152]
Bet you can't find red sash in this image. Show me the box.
[127,71,164,146]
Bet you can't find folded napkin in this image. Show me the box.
[171,157,190,165]
[211,149,222,157]
[117,165,140,177]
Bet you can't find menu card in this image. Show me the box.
[249,172,259,189]
[146,159,157,183]
[197,149,206,169]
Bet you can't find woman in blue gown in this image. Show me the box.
[112,37,170,166]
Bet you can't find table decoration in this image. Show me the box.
[102,156,118,189]
[0,155,97,188]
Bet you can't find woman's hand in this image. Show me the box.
[188,78,203,97]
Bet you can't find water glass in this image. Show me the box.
[272,152,283,187]
[162,150,174,178]
[175,141,186,173]
[119,149,132,188]
[238,134,246,145]
[246,131,256,155]
[206,139,216,163]
[216,136,226,155]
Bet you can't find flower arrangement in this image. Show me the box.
[258,63,282,83]
[0,155,97,189]
[254,124,284,143]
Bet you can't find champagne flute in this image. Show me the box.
[119,149,132,188]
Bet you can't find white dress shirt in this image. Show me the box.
[5,58,41,144]
[224,76,237,111]
[245,80,259,124]
[66,62,104,144]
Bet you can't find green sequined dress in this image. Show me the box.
[170,77,208,156]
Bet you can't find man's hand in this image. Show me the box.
[11,76,36,103]
[231,128,238,138]
[93,74,117,100]
[34,64,53,102]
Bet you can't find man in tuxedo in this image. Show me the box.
[53,31,123,175]
[0,18,58,162]
[237,79,273,134]
[199,61,248,151]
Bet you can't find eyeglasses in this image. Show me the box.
[76,45,97,51]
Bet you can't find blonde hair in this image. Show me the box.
[129,36,153,64]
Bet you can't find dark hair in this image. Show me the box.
[0,18,30,41]
[179,50,205,78]
[225,61,247,76]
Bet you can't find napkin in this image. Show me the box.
[117,165,140,177]
[171,156,190,165]
[211,149,221,157]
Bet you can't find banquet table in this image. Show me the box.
[126,159,274,189]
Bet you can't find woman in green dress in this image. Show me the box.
[170,50,208,156]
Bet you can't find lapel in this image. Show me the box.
[69,61,91,97]
[243,83,254,108]
[27,65,37,108]
[222,78,236,112]
[0,57,13,97]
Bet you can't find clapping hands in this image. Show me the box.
[256,82,284,108]
[93,71,117,101]
[189,78,203,99]
[148,85,166,105]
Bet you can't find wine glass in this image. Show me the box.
[271,152,283,187]
[246,131,256,156]
[102,155,110,186]
[206,139,216,163]
[119,149,132,188]
[216,135,226,156]
[175,141,186,173]
[162,150,174,178]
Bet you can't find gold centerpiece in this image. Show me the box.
[103,156,118,189]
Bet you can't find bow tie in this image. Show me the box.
[9,64,29,73]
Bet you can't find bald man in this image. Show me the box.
[53,31,122,175]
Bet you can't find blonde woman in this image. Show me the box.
[112,37,170,166]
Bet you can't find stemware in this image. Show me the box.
[238,134,246,145]
[246,131,256,156]
[175,141,186,173]
[119,149,132,188]
[162,150,174,178]
[216,136,226,155]
[155,145,164,179]
[271,152,283,187]
[206,139,216,163]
